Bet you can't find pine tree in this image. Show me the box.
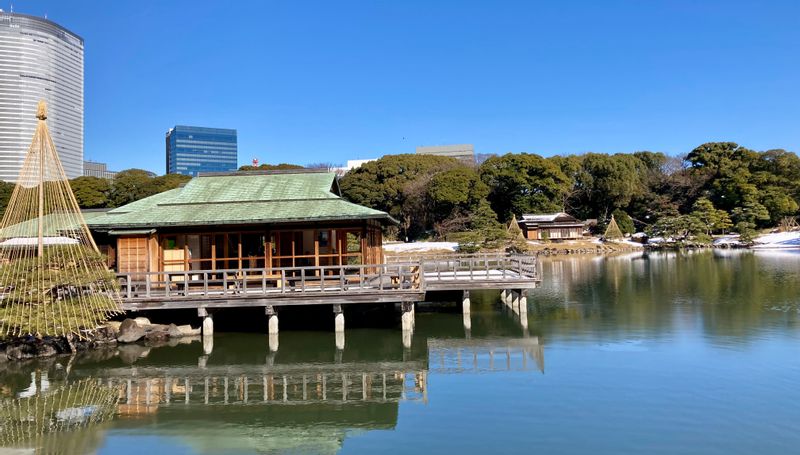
[0,101,121,338]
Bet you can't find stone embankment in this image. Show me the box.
[0,318,200,361]
[527,240,643,256]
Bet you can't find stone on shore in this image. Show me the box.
[117,318,145,343]
[168,324,183,338]
[144,323,170,333]
[5,341,58,360]
[133,317,152,327]
[177,324,201,336]
[144,330,169,342]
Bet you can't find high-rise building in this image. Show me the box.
[166,125,238,176]
[416,144,475,164]
[83,160,117,179]
[0,12,84,182]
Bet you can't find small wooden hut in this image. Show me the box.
[517,212,585,241]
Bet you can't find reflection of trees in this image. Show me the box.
[0,378,118,454]
[531,251,800,341]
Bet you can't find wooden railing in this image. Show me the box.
[389,253,539,282]
[117,262,422,300]
[116,254,539,300]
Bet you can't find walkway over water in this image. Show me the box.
[116,253,540,311]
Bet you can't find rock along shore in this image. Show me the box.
[0,318,201,362]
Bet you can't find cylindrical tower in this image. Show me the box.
[0,12,84,182]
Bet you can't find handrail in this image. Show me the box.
[113,253,539,300]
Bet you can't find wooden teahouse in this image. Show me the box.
[87,170,394,279]
[517,212,586,241]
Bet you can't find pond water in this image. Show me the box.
[1,249,800,454]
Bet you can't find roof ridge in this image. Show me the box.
[159,196,338,207]
[197,169,332,177]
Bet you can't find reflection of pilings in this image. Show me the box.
[401,301,414,348]
[101,369,427,408]
[268,333,279,353]
[519,289,529,330]
[426,337,544,373]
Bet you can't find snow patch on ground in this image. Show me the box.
[383,241,458,253]
[713,235,743,247]
[607,239,645,248]
[753,231,800,249]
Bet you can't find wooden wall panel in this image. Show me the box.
[117,237,149,276]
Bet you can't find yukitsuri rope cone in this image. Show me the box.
[0,101,121,338]
[604,215,624,240]
[0,378,119,453]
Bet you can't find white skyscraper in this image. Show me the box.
[0,12,84,182]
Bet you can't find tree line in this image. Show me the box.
[338,142,800,245]
[0,142,795,247]
[0,169,192,214]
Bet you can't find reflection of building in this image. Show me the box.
[0,12,84,182]
[83,160,117,179]
[416,144,475,164]
[166,125,238,176]
[518,212,586,241]
[5,332,544,454]
[427,337,544,373]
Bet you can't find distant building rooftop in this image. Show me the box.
[415,144,475,164]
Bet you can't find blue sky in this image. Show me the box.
[11,0,800,174]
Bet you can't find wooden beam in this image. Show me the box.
[237,234,243,270]
[223,234,229,269]
[314,231,320,275]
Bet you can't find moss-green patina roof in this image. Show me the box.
[89,171,393,230]
[1,210,108,238]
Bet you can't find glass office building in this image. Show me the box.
[0,12,84,182]
[166,125,238,176]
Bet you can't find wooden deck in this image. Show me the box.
[116,254,540,311]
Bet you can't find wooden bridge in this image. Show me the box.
[116,253,540,311]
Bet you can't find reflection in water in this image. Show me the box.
[2,250,800,454]
[0,328,543,454]
[0,378,118,454]
[534,249,800,342]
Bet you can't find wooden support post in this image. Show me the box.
[401,301,414,333]
[266,305,278,334]
[333,304,345,350]
[519,289,529,330]
[462,290,472,332]
[266,305,279,352]
[314,232,320,274]
[237,234,243,270]
[333,304,345,333]
[199,307,213,338]
[266,238,272,271]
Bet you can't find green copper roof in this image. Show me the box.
[1,210,108,238]
[89,171,393,230]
